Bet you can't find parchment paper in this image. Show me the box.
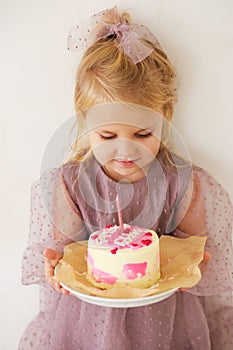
[55,235,207,298]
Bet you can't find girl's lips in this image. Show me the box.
[115,160,137,167]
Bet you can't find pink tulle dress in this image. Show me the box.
[19,150,233,350]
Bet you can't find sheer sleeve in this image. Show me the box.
[173,167,233,349]
[21,167,88,286]
[173,167,233,296]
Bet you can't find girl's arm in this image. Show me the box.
[176,172,211,274]
[21,167,87,289]
[173,168,233,296]
[176,172,206,236]
[43,172,86,293]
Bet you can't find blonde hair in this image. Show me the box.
[66,9,178,163]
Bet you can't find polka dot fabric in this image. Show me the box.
[21,168,87,287]
[19,150,233,349]
[67,7,161,64]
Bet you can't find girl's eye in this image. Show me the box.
[98,132,152,140]
[135,133,152,138]
[99,134,116,140]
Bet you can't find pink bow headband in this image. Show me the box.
[67,7,161,64]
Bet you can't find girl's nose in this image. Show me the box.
[116,138,137,158]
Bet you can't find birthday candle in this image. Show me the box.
[116,194,124,232]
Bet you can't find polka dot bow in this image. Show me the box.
[67,7,161,64]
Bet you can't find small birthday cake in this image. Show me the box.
[86,224,160,289]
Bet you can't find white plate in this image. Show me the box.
[60,282,178,308]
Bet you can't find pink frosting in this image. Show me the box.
[92,268,118,285]
[122,262,147,279]
[87,252,118,284]
[87,225,156,284]
[87,252,149,283]
[89,225,153,252]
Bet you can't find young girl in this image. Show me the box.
[19,7,233,350]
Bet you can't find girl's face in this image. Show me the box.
[86,103,164,182]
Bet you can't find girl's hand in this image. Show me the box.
[198,251,211,273]
[177,251,211,292]
[43,248,69,294]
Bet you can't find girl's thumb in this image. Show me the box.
[43,248,61,261]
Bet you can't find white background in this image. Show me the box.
[1,0,233,349]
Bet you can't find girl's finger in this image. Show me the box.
[176,287,189,293]
[44,260,56,279]
[203,251,211,263]
[51,278,70,294]
[43,249,62,265]
[199,251,211,273]
[43,250,69,294]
